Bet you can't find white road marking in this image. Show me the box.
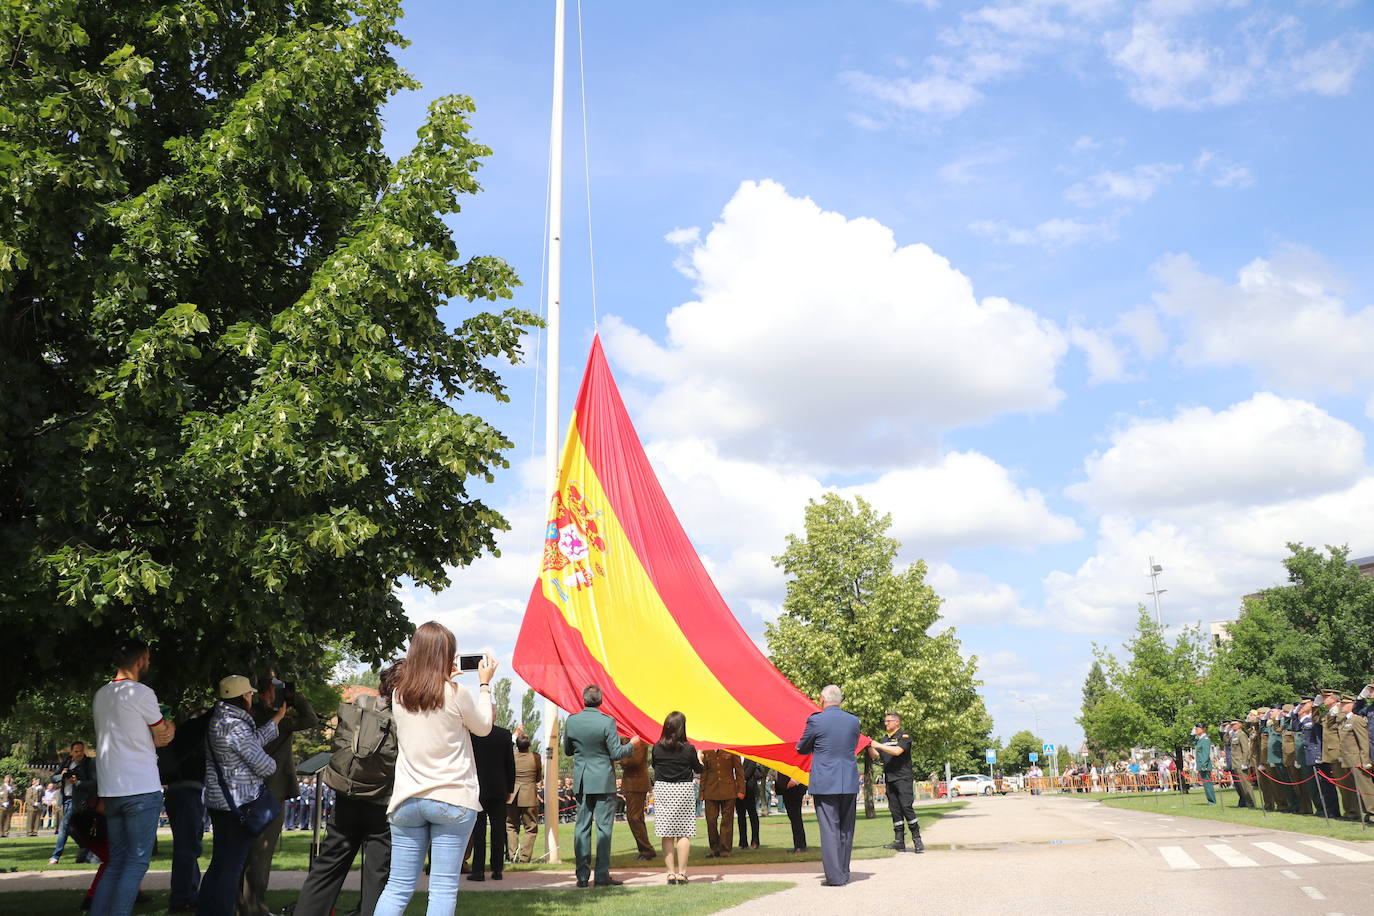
[1280,869,1300,879]
[1253,841,1318,865]
[1300,887,1327,901]
[1299,840,1374,863]
[1204,843,1259,868]
[1158,846,1200,869]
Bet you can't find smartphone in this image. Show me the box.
[457,654,484,672]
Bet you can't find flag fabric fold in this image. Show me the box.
[514,336,864,783]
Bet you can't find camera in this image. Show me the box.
[271,677,297,706]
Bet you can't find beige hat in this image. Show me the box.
[218,674,256,699]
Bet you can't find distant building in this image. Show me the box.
[1210,620,1232,648]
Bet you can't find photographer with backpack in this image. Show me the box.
[294,662,402,916]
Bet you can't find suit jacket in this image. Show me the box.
[796,705,860,795]
[562,707,632,795]
[472,725,516,801]
[618,741,650,793]
[700,750,745,801]
[511,749,542,807]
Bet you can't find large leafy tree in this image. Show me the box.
[766,493,988,812]
[1001,729,1043,775]
[1082,607,1239,777]
[0,0,533,705]
[1219,544,1374,696]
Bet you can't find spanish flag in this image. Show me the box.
[514,336,842,783]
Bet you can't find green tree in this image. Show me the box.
[1082,607,1238,783]
[520,688,543,754]
[1001,730,1043,774]
[1218,544,1374,696]
[0,0,535,705]
[492,678,513,730]
[766,493,987,816]
[1080,660,1108,762]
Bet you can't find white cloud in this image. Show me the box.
[604,180,1067,470]
[927,565,1044,627]
[1068,324,1132,384]
[1067,163,1181,206]
[1194,149,1254,188]
[970,215,1116,250]
[1108,12,1374,110]
[1068,393,1366,513]
[937,147,1017,184]
[1117,307,1168,359]
[841,70,982,118]
[1153,246,1374,394]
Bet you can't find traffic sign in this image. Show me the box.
[1042,743,1057,756]
[984,748,997,764]
[1028,752,1039,762]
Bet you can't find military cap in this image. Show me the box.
[1341,694,1357,703]
[1320,688,1341,696]
[1193,722,1206,729]
[1298,695,1315,702]
[1282,704,1294,713]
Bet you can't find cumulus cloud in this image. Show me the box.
[604,180,1067,470]
[842,71,982,118]
[1068,393,1366,513]
[1067,324,1132,384]
[927,564,1044,627]
[1194,149,1254,188]
[1152,246,1374,394]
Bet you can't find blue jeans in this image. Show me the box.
[51,798,74,859]
[374,797,477,916]
[164,785,206,907]
[91,791,163,916]
[198,808,253,916]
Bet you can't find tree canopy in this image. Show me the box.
[765,493,989,769]
[0,0,534,706]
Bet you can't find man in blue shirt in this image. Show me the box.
[796,685,861,887]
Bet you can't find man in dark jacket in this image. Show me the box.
[238,675,317,916]
[158,708,211,912]
[48,740,97,865]
[796,684,861,887]
[469,724,516,881]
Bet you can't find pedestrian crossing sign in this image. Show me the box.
[1042,743,1057,755]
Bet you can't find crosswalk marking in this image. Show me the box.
[1300,887,1327,901]
[1299,840,1374,863]
[1280,869,1300,879]
[1158,846,1200,869]
[1205,843,1259,868]
[1253,841,1318,864]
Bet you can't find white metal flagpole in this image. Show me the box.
[541,0,566,865]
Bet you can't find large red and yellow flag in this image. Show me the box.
[514,336,854,783]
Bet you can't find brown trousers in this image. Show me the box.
[505,805,539,862]
[1258,767,1280,810]
[1350,766,1374,820]
[704,798,736,854]
[1332,764,1362,819]
[622,791,654,855]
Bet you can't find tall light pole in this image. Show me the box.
[1018,697,1042,736]
[1147,556,1167,626]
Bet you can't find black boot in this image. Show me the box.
[908,821,925,853]
[882,824,906,851]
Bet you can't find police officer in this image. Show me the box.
[867,712,923,853]
[1191,724,1216,805]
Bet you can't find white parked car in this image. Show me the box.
[948,774,1002,796]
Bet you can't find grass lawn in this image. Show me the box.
[1096,791,1374,842]
[0,802,962,875]
[0,884,797,916]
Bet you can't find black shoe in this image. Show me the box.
[820,879,846,887]
[912,837,925,853]
[576,879,590,888]
[490,871,502,881]
[467,873,485,882]
[80,899,92,912]
[704,851,720,858]
[595,878,624,887]
[882,841,906,851]
[635,852,655,860]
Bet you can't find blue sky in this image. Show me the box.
[384,1,1374,753]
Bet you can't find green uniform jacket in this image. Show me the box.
[1315,704,1343,765]
[1335,712,1370,770]
[1227,728,1252,768]
[562,707,632,795]
[1193,735,1212,773]
[1265,725,1283,765]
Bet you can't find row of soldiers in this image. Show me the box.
[1192,687,1374,821]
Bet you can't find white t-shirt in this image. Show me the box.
[93,679,164,797]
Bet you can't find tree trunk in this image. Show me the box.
[863,753,876,818]
[1174,746,1188,793]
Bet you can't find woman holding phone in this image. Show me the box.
[373,622,496,916]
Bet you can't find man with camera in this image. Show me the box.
[237,674,317,916]
[49,740,99,864]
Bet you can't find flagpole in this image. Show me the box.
[541,0,566,865]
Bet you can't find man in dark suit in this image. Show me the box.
[795,684,861,887]
[562,684,640,888]
[469,724,516,881]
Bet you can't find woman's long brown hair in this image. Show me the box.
[394,621,455,712]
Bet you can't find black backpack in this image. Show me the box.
[322,695,397,803]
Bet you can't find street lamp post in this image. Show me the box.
[1147,556,1167,626]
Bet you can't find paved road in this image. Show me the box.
[719,792,1374,915]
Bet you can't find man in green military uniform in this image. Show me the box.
[1192,724,1216,805]
[562,684,641,887]
[1280,703,1309,815]
[1314,688,1351,819]
[1257,707,1283,812]
[1226,719,1255,808]
[1329,693,1367,821]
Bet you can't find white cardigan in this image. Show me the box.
[388,681,493,814]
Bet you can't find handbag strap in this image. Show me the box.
[205,708,242,816]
